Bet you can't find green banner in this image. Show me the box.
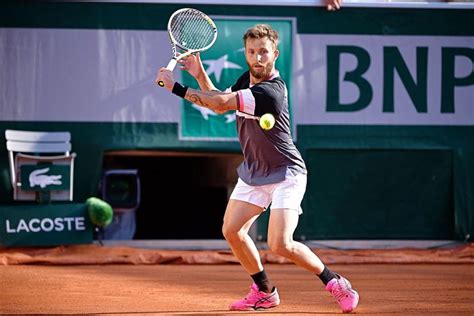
[0,203,93,247]
[180,18,293,140]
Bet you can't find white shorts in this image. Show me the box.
[229,170,307,215]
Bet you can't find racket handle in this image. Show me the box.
[158,58,178,87]
[166,58,178,71]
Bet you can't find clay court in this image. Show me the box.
[1,2,473,315]
[1,244,473,315]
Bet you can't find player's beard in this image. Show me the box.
[248,60,274,80]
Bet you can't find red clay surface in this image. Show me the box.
[1,263,473,315]
[1,243,473,265]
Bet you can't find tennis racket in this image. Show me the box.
[157,8,218,87]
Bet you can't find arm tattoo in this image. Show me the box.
[188,93,208,108]
[186,89,235,113]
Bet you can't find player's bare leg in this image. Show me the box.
[223,199,280,311]
[267,208,325,273]
[268,209,359,313]
[222,199,264,275]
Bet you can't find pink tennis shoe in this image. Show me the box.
[229,283,280,311]
[326,274,359,313]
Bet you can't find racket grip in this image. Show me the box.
[158,59,178,87]
[166,58,178,71]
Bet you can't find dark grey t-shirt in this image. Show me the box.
[230,71,307,185]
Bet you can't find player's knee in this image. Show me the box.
[222,224,243,242]
[221,224,231,239]
[268,238,292,256]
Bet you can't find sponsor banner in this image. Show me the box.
[0,22,472,129]
[180,18,294,140]
[294,35,473,125]
[0,203,93,247]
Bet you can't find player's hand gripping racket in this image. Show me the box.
[157,8,218,87]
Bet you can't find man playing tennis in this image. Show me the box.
[155,24,359,313]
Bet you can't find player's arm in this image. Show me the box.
[155,67,237,114]
[179,53,220,92]
[184,88,238,114]
[195,70,219,92]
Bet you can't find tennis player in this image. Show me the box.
[155,24,358,313]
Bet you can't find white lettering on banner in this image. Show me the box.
[63,217,75,230]
[41,218,54,232]
[29,218,40,232]
[54,218,65,231]
[5,217,87,234]
[17,220,29,233]
[295,35,474,125]
[6,221,14,233]
[76,218,85,230]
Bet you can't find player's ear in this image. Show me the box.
[274,49,279,60]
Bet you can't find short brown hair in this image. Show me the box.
[243,24,279,49]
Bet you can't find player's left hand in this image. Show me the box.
[155,68,175,91]
[326,0,342,11]
[179,52,204,79]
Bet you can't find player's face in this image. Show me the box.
[245,37,279,81]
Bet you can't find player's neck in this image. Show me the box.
[249,69,278,85]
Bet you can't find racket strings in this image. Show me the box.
[170,9,216,50]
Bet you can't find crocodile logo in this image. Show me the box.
[29,167,62,188]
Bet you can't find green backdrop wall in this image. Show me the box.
[0,1,472,241]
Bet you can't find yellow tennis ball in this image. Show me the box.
[259,113,275,130]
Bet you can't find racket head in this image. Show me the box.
[167,8,218,53]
